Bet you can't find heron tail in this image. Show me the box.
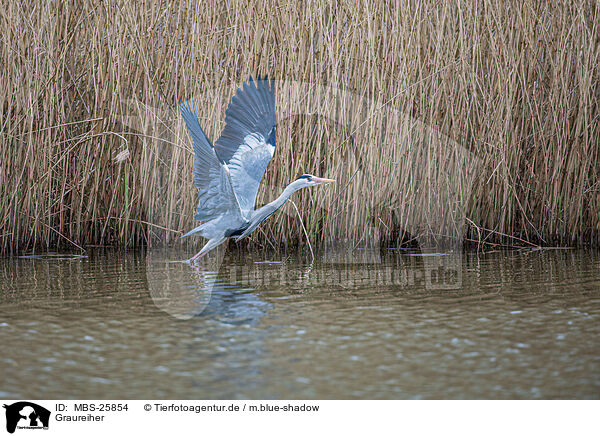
[180,224,205,238]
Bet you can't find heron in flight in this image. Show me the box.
[180,77,334,262]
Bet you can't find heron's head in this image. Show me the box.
[293,174,335,188]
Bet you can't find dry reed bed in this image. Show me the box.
[1,0,599,253]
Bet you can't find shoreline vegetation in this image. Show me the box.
[1,1,599,254]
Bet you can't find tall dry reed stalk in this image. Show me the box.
[1,0,599,253]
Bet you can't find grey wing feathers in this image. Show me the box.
[180,99,243,222]
[180,99,216,190]
[214,77,276,212]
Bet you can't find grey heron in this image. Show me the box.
[180,77,334,262]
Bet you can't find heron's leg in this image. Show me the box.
[189,237,227,263]
[190,249,207,262]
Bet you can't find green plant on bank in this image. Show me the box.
[1,0,599,253]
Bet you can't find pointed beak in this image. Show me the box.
[313,177,336,184]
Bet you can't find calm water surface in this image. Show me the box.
[1,248,598,399]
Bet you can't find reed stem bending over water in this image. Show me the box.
[1,1,599,252]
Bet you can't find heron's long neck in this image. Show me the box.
[267,183,301,212]
[253,183,302,223]
[236,183,303,240]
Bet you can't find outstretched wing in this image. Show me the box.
[180,100,243,222]
[214,77,276,212]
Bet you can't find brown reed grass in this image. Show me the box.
[1,0,599,254]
